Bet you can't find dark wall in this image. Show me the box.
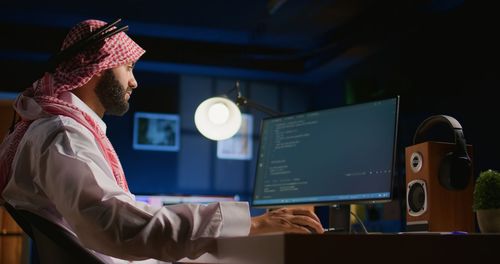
[312,4,499,231]
[332,4,499,178]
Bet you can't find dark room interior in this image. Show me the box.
[1,0,498,262]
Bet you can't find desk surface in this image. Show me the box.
[179,233,500,264]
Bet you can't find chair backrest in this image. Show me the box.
[3,203,110,264]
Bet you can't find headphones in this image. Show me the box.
[46,18,128,73]
[413,115,471,190]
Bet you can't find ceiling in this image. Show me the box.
[0,0,466,87]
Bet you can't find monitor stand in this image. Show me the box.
[328,204,351,234]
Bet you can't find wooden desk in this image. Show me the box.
[179,233,500,264]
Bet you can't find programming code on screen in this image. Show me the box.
[252,97,398,206]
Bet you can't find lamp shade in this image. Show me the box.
[194,96,242,140]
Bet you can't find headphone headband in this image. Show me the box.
[413,115,468,158]
[413,115,462,144]
[46,18,128,73]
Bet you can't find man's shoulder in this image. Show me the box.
[30,115,74,130]
[28,115,91,138]
[22,115,97,155]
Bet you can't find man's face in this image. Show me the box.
[95,64,137,116]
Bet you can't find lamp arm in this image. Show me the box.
[236,96,282,117]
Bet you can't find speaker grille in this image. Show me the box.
[410,152,423,173]
[407,180,427,216]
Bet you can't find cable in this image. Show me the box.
[350,210,369,234]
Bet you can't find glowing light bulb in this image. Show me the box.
[194,97,242,140]
[208,103,229,125]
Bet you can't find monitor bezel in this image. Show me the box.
[251,96,400,208]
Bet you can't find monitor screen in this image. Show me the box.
[252,96,399,207]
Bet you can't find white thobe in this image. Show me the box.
[2,92,251,263]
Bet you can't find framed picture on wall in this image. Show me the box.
[217,113,253,160]
[133,112,180,151]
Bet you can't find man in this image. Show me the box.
[0,19,323,263]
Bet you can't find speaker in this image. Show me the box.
[405,115,475,232]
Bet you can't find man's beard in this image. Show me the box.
[95,70,132,116]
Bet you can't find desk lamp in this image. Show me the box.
[194,81,280,140]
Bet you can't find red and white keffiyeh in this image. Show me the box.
[0,19,145,196]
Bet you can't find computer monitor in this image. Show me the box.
[252,96,399,209]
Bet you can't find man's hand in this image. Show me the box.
[249,206,324,235]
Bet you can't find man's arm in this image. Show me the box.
[34,119,250,261]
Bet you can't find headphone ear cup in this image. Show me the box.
[439,153,454,189]
[450,155,471,190]
[439,152,471,190]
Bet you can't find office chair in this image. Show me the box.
[3,203,110,264]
